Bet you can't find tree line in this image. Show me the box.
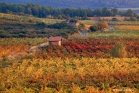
[0,3,138,18]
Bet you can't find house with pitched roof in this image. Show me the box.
[48,36,62,46]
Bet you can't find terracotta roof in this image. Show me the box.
[48,36,62,41]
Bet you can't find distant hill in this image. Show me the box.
[0,0,139,8]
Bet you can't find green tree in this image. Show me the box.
[26,7,32,15]
[32,6,39,16]
[124,9,135,17]
[25,3,33,15]
[111,8,118,16]
[93,8,102,16]
[102,7,111,16]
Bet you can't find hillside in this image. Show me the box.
[0,0,139,8]
[0,13,77,38]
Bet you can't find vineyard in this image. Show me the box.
[1,37,139,59]
[0,13,74,38]
[0,38,47,58]
[85,30,139,38]
[115,25,139,30]
[0,37,139,92]
[109,21,139,25]
[37,38,139,59]
[0,58,139,93]
[0,44,29,58]
[0,12,139,92]
[0,38,47,45]
[0,13,62,25]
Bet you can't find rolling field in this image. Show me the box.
[109,21,139,25]
[0,13,69,38]
[0,37,139,92]
[85,30,139,38]
[0,13,139,92]
[114,25,139,30]
[0,13,62,25]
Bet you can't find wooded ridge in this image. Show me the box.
[0,0,139,8]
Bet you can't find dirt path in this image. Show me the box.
[7,42,49,59]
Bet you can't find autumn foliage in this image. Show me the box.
[0,38,139,92]
[90,20,109,32]
[36,38,139,59]
[0,44,29,58]
[0,58,139,92]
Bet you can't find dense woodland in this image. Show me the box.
[1,0,139,8]
[0,3,138,18]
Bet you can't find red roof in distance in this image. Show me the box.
[48,36,62,41]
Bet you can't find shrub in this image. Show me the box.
[91,20,109,31]
[89,26,97,32]
[69,19,78,23]
[110,43,128,58]
[36,22,46,27]
[124,18,130,21]
[48,23,76,31]
[134,84,139,89]
[78,23,85,30]
[112,18,118,21]
[130,17,137,21]
[0,33,12,38]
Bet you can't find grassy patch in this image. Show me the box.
[85,30,139,38]
[79,20,95,25]
[109,21,139,25]
[0,38,48,45]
